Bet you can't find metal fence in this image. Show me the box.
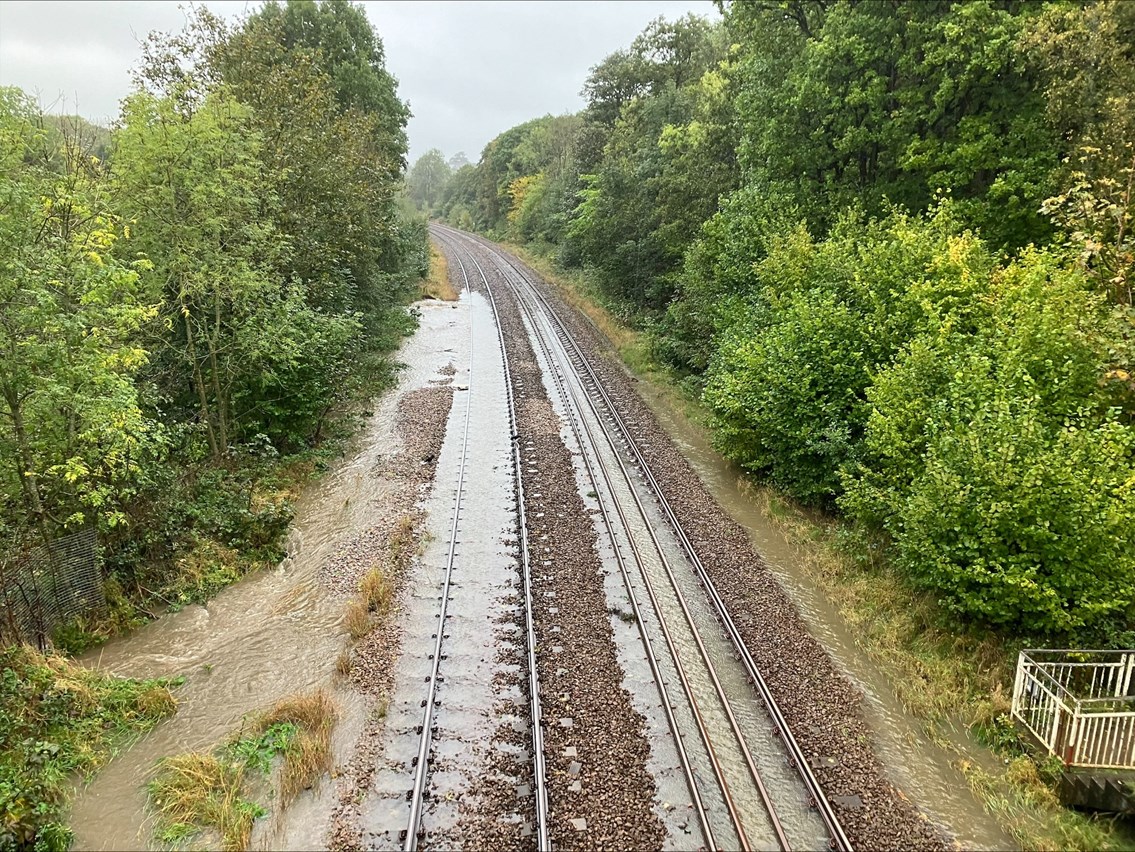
[0,528,103,648]
[1012,649,1135,769]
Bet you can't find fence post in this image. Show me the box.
[1012,650,1028,715]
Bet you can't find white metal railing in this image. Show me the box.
[1011,649,1135,769]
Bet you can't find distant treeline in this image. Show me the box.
[416,1,1134,641]
[0,1,425,637]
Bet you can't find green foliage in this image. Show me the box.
[0,646,177,851]
[705,288,871,504]
[727,0,1059,249]
[845,250,1134,634]
[224,722,297,775]
[0,88,158,539]
[407,148,451,213]
[703,208,993,503]
[1,0,422,675]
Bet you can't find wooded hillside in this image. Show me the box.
[424,0,1135,642]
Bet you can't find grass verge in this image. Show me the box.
[340,513,416,647]
[0,645,178,851]
[148,688,337,851]
[421,240,459,301]
[512,244,1132,852]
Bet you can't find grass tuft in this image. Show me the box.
[421,241,459,301]
[358,566,393,615]
[148,753,261,852]
[147,689,338,849]
[343,598,372,639]
[335,648,352,676]
[258,688,338,804]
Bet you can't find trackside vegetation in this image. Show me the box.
[0,646,178,850]
[427,0,1134,645]
[0,0,423,637]
[147,689,337,851]
[421,1,1134,846]
[1,1,421,847]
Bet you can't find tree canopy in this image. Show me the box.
[439,0,1135,641]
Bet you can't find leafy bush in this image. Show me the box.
[896,399,1133,634]
[846,250,1135,634]
[703,207,994,506]
[705,289,872,504]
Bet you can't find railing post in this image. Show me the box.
[1049,701,1062,756]
[1011,650,1028,718]
[1065,703,1081,766]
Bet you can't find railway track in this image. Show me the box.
[433,224,851,852]
[402,244,550,851]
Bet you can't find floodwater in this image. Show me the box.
[68,299,468,851]
[359,289,526,847]
[631,379,1017,851]
[66,283,1013,851]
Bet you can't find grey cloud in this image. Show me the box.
[0,0,717,161]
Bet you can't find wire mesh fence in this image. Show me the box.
[0,528,103,649]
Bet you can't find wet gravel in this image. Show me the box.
[475,241,950,852]
[438,611,533,851]
[324,386,455,851]
[471,266,667,851]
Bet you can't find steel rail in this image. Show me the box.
[402,243,475,850]
[462,232,783,850]
[449,233,722,850]
[444,226,853,852]
[431,230,552,850]
[506,260,785,850]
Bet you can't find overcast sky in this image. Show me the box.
[0,0,717,164]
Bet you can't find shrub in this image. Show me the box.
[846,249,1135,635]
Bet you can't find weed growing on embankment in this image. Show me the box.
[512,243,1131,852]
[421,240,460,301]
[147,688,337,851]
[0,645,178,851]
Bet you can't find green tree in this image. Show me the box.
[0,88,157,541]
[114,88,357,455]
[253,0,409,175]
[727,0,1059,248]
[407,149,452,213]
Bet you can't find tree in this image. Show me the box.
[253,0,410,176]
[726,0,1059,248]
[0,88,157,540]
[407,149,451,212]
[114,88,358,455]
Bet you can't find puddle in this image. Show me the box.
[631,381,1016,850]
[68,300,469,851]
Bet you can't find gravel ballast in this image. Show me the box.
[468,260,668,851]
[326,385,455,851]
[470,237,950,852]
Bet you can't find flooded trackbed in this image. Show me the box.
[69,298,470,851]
[68,226,1013,852]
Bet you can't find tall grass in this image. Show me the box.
[146,688,338,850]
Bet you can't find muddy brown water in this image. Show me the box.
[68,290,1012,851]
[68,300,469,851]
[631,379,1016,851]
